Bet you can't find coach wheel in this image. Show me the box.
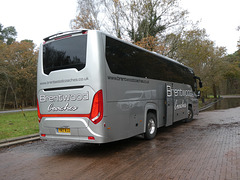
[144,112,157,140]
[187,106,193,122]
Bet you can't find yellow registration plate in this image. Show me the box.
[57,128,71,133]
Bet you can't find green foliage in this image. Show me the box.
[0,23,17,45]
[221,52,240,94]
[0,111,38,140]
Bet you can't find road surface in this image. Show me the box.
[1,106,240,180]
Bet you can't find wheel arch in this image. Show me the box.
[188,103,192,108]
[144,103,158,133]
[187,104,194,122]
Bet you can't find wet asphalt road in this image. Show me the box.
[1,106,240,180]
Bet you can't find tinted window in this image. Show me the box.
[43,35,87,75]
[106,37,195,89]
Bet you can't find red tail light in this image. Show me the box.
[89,90,103,124]
[54,35,72,41]
[88,136,95,140]
[82,30,88,34]
[37,99,42,123]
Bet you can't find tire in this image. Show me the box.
[144,112,157,140]
[187,106,193,122]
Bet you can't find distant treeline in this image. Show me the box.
[0,23,37,109]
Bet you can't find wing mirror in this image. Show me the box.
[197,90,201,99]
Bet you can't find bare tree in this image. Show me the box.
[101,0,123,38]
[71,0,188,42]
[71,0,101,30]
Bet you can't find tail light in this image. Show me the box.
[89,90,103,124]
[88,136,95,140]
[82,30,88,34]
[37,99,42,123]
[54,35,72,41]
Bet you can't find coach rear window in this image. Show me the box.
[43,35,87,75]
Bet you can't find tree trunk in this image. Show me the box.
[3,72,18,108]
[212,84,217,98]
[33,89,36,106]
[3,86,9,110]
[9,84,18,108]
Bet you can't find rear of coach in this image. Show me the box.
[37,30,108,143]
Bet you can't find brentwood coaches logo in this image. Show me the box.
[166,85,193,97]
[39,92,89,112]
[39,92,89,102]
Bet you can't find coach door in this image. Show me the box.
[165,83,174,126]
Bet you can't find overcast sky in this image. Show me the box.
[181,0,240,54]
[0,0,77,46]
[0,0,239,54]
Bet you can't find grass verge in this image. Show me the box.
[0,111,38,140]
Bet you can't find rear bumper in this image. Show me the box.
[40,134,109,143]
[39,117,110,143]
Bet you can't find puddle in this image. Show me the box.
[203,97,240,111]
